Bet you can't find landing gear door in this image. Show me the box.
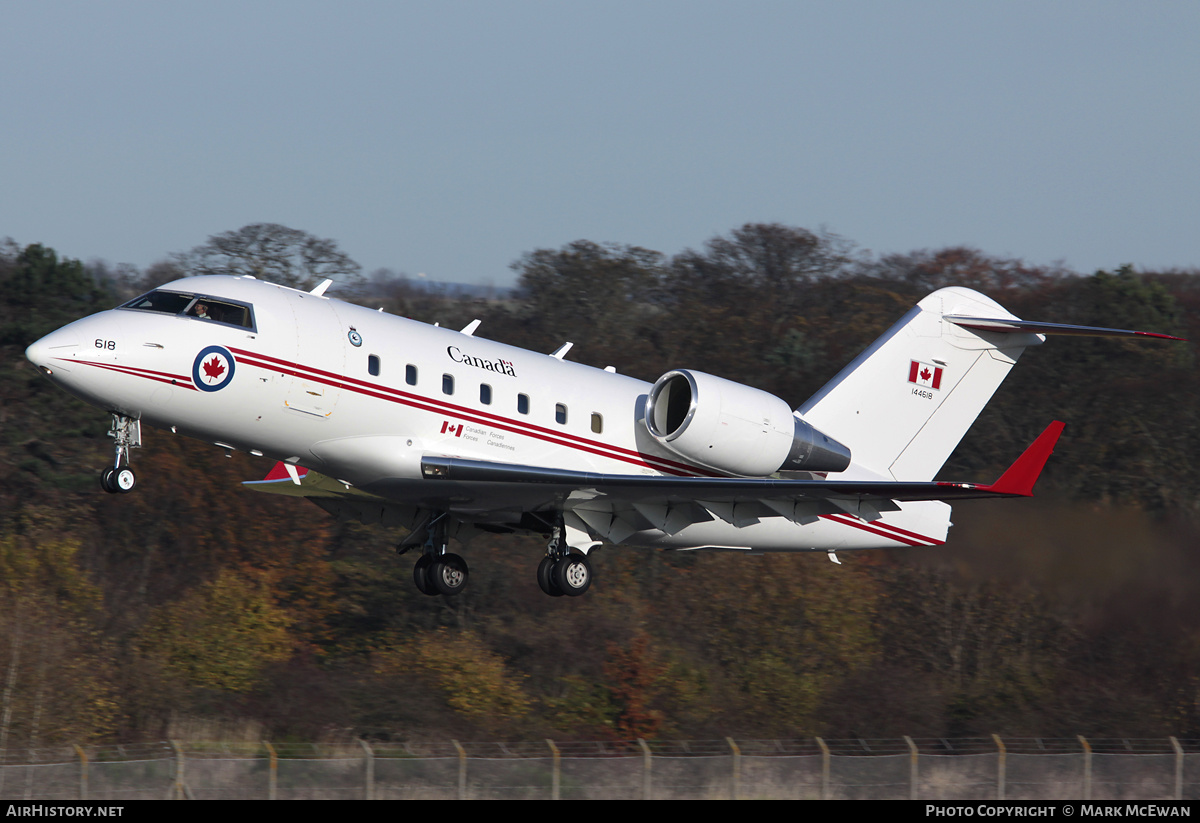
[284,291,344,418]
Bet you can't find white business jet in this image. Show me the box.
[24,275,1181,598]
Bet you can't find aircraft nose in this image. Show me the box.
[25,327,80,374]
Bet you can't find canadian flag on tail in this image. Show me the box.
[908,360,944,390]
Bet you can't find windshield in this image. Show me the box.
[120,290,256,331]
[121,290,194,315]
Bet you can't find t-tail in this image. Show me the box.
[797,286,1184,482]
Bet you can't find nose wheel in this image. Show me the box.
[100,466,137,494]
[100,414,141,494]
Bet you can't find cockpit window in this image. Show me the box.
[121,290,194,315]
[186,299,252,328]
[120,290,256,331]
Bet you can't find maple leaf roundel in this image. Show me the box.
[192,345,236,392]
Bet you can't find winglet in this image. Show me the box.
[978,421,1066,496]
[259,460,308,485]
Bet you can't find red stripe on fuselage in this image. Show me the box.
[55,358,199,390]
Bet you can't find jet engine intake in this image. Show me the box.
[644,370,851,476]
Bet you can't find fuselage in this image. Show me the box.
[25,275,951,552]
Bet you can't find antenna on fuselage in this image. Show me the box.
[460,319,481,335]
[550,342,573,360]
[309,279,334,296]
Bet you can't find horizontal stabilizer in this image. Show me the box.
[945,316,1186,341]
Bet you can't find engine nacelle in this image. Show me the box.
[644,369,851,476]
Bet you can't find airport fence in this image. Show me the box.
[2,737,1199,800]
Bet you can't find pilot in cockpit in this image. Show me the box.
[191,302,210,320]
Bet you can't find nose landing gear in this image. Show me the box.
[100,414,140,494]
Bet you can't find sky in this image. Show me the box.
[3,1,1199,286]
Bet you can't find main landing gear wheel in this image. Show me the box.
[407,511,467,597]
[537,556,564,597]
[536,516,595,598]
[413,554,438,596]
[100,466,136,494]
[552,553,592,597]
[429,553,468,596]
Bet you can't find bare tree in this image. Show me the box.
[177,223,363,291]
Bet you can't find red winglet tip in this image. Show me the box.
[982,421,1065,497]
[261,461,307,482]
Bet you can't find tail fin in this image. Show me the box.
[797,287,1043,481]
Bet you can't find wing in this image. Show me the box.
[245,422,1063,544]
[242,461,351,498]
[419,420,1063,499]
[243,459,433,532]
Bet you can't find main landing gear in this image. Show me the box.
[409,512,470,597]
[401,511,595,598]
[537,521,593,598]
[100,414,141,494]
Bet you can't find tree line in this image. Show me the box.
[1,224,1198,748]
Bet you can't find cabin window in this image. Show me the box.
[555,403,568,425]
[406,364,417,386]
[591,413,603,434]
[480,384,492,405]
[517,393,529,415]
[368,355,381,376]
[442,374,454,395]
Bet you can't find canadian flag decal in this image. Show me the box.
[441,421,464,437]
[908,360,944,390]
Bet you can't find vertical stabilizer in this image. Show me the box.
[797,287,1044,481]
